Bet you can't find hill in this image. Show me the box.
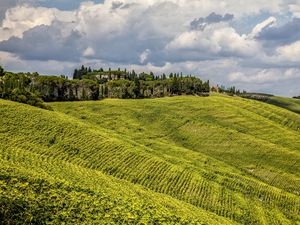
[1,94,300,224]
[239,93,300,114]
[265,96,300,114]
[0,68,209,107]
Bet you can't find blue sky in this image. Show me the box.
[0,0,300,96]
[37,0,104,10]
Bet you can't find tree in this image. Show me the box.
[171,76,180,94]
[81,65,85,72]
[73,69,79,79]
[0,66,4,77]
[203,80,210,93]
[150,72,154,80]
[133,77,141,98]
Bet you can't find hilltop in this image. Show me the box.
[239,93,300,114]
[263,96,300,114]
[1,94,299,224]
[0,66,210,109]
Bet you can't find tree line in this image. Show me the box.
[0,66,210,109]
[72,66,210,99]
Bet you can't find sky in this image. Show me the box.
[0,0,300,96]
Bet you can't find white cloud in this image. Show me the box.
[249,16,277,39]
[166,23,259,58]
[0,51,76,75]
[139,49,151,64]
[83,47,95,57]
[229,68,300,83]
[0,5,75,41]
[286,1,300,17]
[0,0,291,42]
[277,41,300,61]
[0,2,292,67]
[0,0,18,22]
[75,1,129,40]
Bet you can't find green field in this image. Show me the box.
[266,96,300,114]
[240,93,300,114]
[1,94,300,224]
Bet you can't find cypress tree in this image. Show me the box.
[0,66,4,77]
[73,69,78,79]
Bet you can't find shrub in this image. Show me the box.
[4,88,52,110]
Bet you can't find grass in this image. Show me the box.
[266,96,300,114]
[241,93,300,114]
[1,94,300,224]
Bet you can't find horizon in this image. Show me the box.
[1,0,300,97]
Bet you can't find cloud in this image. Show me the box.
[0,22,82,61]
[0,0,18,22]
[249,16,277,38]
[83,47,96,57]
[139,49,151,64]
[0,5,75,42]
[165,23,259,61]
[277,41,300,61]
[0,1,291,65]
[0,50,76,75]
[191,12,234,30]
[229,68,300,83]
[286,0,300,17]
[257,18,300,46]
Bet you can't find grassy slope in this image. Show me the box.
[0,100,228,225]
[266,96,300,114]
[1,94,300,224]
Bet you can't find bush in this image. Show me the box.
[4,88,52,110]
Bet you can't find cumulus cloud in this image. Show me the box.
[257,18,300,46]
[277,41,300,61]
[0,0,18,22]
[166,23,259,60]
[83,47,96,57]
[0,1,293,65]
[139,49,151,64]
[0,5,75,42]
[249,16,277,39]
[286,0,300,17]
[229,68,300,83]
[0,50,76,75]
[191,12,234,30]
[0,23,82,61]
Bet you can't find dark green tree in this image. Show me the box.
[0,66,5,77]
[73,69,79,79]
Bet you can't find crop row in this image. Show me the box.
[1,139,299,224]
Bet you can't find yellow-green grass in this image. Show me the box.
[0,100,233,225]
[265,96,300,114]
[1,94,300,224]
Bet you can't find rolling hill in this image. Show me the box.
[240,93,300,115]
[1,94,300,224]
[265,96,300,114]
